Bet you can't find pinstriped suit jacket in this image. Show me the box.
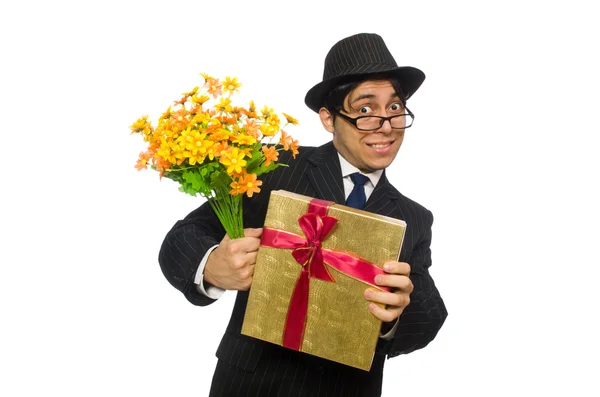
[159,141,447,396]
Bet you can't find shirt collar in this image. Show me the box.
[337,152,383,188]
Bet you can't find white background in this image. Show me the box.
[1,1,599,396]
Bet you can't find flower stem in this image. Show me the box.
[208,188,244,239]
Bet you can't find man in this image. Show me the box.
[159,33,447,396]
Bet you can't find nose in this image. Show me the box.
[376,118,393,134]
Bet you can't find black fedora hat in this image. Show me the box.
[304,33,425,113]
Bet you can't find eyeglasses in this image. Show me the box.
[332,107,414,131]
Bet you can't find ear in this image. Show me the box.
[319,108,335,133]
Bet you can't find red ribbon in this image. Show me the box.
[260,199,390,351]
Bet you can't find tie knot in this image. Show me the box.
[350,173,369,187]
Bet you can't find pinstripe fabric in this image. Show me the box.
[158,141,447,396]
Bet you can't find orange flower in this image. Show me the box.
[290,139,300,158]
[213,141,230,157]
[280,130,293,150]
[209,128,231,142]
[244,100,257,118]
[229,180,247,196]
[244,119,260,138]
[262,145,278,166]
[135,158,148,171]
[239,173,262,197]
[173,96,187,106]
[207,79,223,99]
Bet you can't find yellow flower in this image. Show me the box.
[159,106,172,122]
[282,112,299,125]
[215,97,233,114]
[267,113,280,126]
[192,94,210,105]
[183,86,199,97]
[260,123,278,137]
[220,147,247,174]
[130,115,150,133]
[180,129,214,158]
[232,134,256,146]
[241,147,253,158]
[192,111,211,125]
[223,76,241,94]
[260,105,274,119]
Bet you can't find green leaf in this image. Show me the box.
[255,161,288,177]
[245,143,265,174]
[210,170,232,191]
[182,170,211,196]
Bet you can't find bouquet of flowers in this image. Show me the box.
[130,73,299,239]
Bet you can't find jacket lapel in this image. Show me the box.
[363,171,401,218]
[306,142,346,204]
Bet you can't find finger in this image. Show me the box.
[382,261,410,275]
[368,302,404,323]
[243,228,263,238]
[228,236,262,255]
[374,274,413,291]
[236,263,255,281]
[364,288,410,308]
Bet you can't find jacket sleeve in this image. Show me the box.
[386,209,448,357]
[158,201,226,306]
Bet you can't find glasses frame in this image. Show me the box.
[332,107,415,131]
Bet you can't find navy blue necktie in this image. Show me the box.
[345,173,369,209]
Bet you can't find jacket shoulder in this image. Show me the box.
[389,183,433,222]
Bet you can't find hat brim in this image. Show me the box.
[304,66,425,113]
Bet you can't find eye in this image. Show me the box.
[358,106,372,114]
[389,103,403,112]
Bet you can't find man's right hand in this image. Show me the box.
[203,228,263,291]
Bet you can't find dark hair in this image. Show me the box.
[323,75,406,118]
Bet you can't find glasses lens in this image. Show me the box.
[390,114,413,129]
[356,117,383,130]
[356,115,413,130]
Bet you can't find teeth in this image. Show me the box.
[369,143,390,149]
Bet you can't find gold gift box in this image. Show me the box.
[241,190,406,371]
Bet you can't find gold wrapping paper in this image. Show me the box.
[241,190,406,371]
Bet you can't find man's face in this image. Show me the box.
[320,80,407,173]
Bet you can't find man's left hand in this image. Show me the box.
[364,261,413,324]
